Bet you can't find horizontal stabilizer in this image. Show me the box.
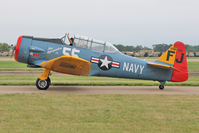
[148,62,180,72]
[40,56,91,76]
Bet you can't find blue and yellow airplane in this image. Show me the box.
[14,33,188,90]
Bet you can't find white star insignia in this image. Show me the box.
[100,56,112,69]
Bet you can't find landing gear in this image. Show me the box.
[36,69,51,90]
[36,77,50,90]
[159,85,164,90]
[159,81,165,90]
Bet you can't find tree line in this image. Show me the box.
[114,44,151,52]
[0,43,10,52]
[114,44,199,53]
[1,42,199,53]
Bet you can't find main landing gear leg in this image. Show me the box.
[159,81,166,90]
[36,69,51,90]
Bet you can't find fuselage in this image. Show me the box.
[15,36,172,82]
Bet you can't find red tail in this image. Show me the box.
[171,41,188,82]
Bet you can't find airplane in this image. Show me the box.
[14,33,188,90]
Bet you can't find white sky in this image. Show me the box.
[0,0,199,47]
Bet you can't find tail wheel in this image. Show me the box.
[159,85,164,90]
[36,77,50,90]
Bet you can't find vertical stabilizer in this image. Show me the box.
[156,41,188,82]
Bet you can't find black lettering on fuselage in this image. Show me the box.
[176,53,184,63]
[167,51,175,61]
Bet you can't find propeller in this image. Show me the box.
[10,44,16,58]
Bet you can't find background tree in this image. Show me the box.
[152,44,172,52]
[0,43,10,52]
[114,44,151,52]
[114,44,126,51]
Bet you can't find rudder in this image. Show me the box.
[171,41,188,82]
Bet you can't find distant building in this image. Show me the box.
[122,50,162,57]
[122,51,135,56]
[194,52,199,57]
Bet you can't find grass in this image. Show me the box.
[188,62,199,72]
[0,61,42,71]
[0,94,199,133]
[0,56,15,58]
[0,60,198,86]
[0,74,199,86]
[0,61,25,68]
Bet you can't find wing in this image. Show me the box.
[148,62,180,72]
[40,56,91,76]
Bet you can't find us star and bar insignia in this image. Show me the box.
[91,55,120,71]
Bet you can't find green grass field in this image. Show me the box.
[0,56,13,58]
[0,60,199,86]
[0,94,198,133]
[188,62,199,72]
[0,59,198,133]
[0,75,199,86]
[0,61,42,71]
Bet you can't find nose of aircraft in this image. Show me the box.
[14,36,23,61]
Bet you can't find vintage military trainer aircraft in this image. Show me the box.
[14,33,188,90]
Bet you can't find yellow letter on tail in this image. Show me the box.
[157,45,177,65]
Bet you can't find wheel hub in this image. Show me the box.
[38,80,47,88]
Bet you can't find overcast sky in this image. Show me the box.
[0,0,199,47]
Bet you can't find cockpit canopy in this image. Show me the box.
[61,34,119,53]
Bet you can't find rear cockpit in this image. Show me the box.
[61,34,119,53]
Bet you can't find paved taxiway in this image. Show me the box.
[0,86,198,95]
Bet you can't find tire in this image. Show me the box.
[159,85,164,90]
[47,77,51,85]
[36,78,50,90]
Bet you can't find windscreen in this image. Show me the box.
[104,42,119,53]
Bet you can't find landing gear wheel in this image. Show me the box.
[36,78,50,90]
[47,77,51,85]
[159,85,164,90]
